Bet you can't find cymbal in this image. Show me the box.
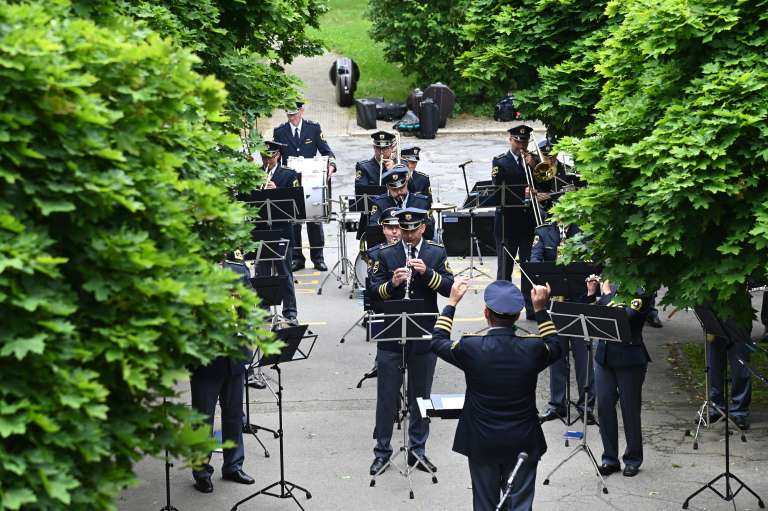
[431,202,457,211]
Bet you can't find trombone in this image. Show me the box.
[520,136,546,227]
[377,133,401,186]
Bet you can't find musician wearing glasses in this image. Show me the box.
[367,208,454,477]
[273,101,336,273]
[355,130,397,187]
[492,124,537,319]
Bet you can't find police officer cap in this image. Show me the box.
[395,207,428,230]
[371,130,396,147]
[381,164,410,188]
[379,207,400,226]
[484,280,525,316]
[507,124,533,141]
[401,146,421,162]
[538,139,553,154]
[261,140,287,156]
[285,101,305,114]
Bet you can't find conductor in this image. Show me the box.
[430,279,562,510]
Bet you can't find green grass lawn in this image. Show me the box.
[309,0,414,102]
[674,341,768,408]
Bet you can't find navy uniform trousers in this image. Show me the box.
[469,458,538,511]
[548,337,595,413]
[191,363,246,482]
[708,333,752,418]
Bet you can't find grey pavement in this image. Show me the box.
[119,135,768,511]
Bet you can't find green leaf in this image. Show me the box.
[1,333,47,359]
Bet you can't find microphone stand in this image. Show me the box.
[496,452,528,511]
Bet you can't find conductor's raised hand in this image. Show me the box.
[448,277,470,306]
[531,283,551,312]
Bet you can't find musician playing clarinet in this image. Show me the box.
[367,208,454,477]
[430,279,562,511]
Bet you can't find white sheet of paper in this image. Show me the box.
[441,397,465,409]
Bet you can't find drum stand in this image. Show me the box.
[318,200,360,298]
[454,207,491,280]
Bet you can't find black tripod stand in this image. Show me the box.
[231,325,317,511]
[683,306,764,510]
[159,397,179,511]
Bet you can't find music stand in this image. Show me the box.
[239,187,306,227]
[541,301,633,495]
[159,397,179,511]
[682,306,764,510]
[475,182,529,281]
[231,325,318,511]
[367,300,439,499]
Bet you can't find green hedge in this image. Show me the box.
[0,2,275,509]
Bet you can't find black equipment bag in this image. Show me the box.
[417,98,439,139]
[407,88,424,116]
[329,57,360,107]
[494,95,517,122]
[355,99,378,129]
[392,110,420,132]
[423,82,455,128]
[375,101,407,121]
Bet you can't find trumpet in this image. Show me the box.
[405,242,413,299]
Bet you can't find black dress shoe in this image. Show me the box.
[193,478,213,493]
[579,411,597,425]
[732,415,750,431]
[622,465,640,477]
[285,317,299,326]
[597,464,621,476]
[222,469,255,485]
[408,454,437,473]
[314,261,328,271]
[646,315,663,328]
[370,457,388,476]
[538,408,565,423]
[291,261,305,272]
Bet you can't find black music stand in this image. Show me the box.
[231,325,318,511]
[239,187,306,227]
[521,262,602,301]
[350,185,386,212]
[475,182,529,281]
[367,299,439,499]
[159,397,179,511]
[542,301,632,495]
[682,306,764,510]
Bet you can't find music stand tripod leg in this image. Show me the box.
[340,312,367,343]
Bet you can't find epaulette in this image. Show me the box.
[461,331,485,338]
[357,158,375,166]
[411,192,430,199]
[517,333,543,339]
[427,240,444,247]
[276,121,289,130]
[304,119,318,125]
[414,170,429,178]
[494,152,509,160]
[380,242,400,252]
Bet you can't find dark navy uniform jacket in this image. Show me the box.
[191,262,253,380]
[273,120,334,165]
[408,170,432,198]
[430,307,562,463]
[368,192,432,227]
[368,240,454,353]
[530,223,580,262]
[355,158,384,188]
[491,151,531,215]
[595,291,652,368]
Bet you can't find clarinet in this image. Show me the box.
[405,242,413,300]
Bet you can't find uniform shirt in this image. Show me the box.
[368,240,454,353]
[530,223,580,263]
[430,306,562,463]
[273,119,335,165]
[491,150,532,218]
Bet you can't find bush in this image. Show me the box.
[0,2,275,509]
[555,0,768,322]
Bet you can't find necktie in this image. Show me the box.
[410,246,417,259]
[294,127,300,143]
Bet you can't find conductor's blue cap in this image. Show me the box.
[484,280,525,316]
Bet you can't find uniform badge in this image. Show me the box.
[372,261,380,273]
[492,166,499,177]
[532,235,540,246]
[356,169,362,179]
[233,249,243,260]
[371,205,378,213]
[405,213,412,220]
[444,260,452,274]
[292,179,300,187]
[304,139,312,144]
[320,132,326,140]
[630,298,643,311]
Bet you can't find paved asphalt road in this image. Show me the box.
[119,135,768,511]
